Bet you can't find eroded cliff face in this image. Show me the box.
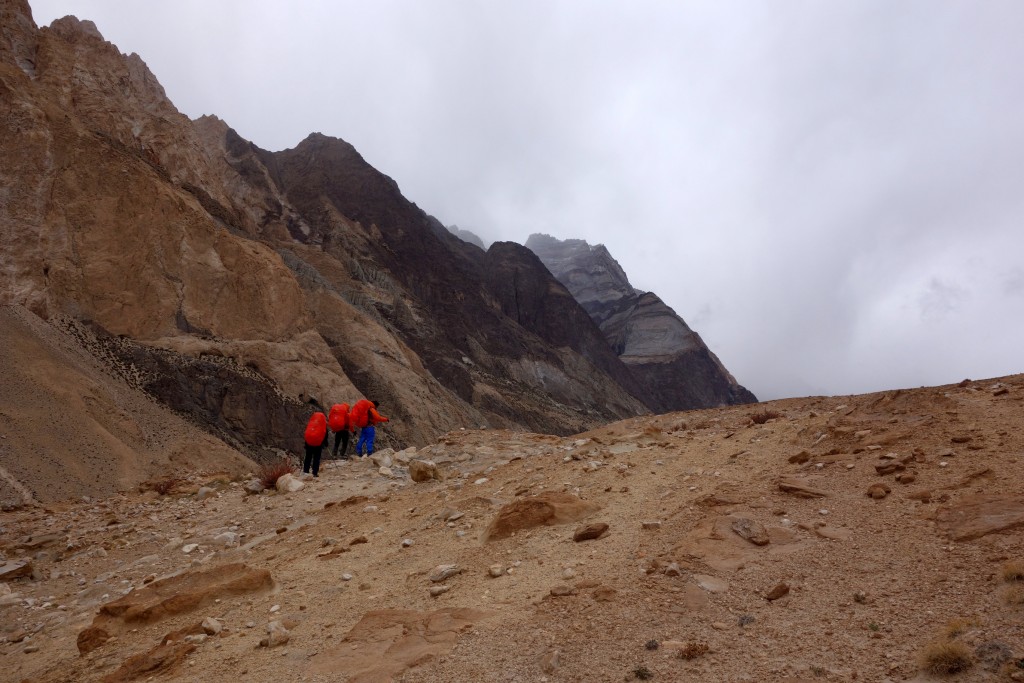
[0,1,651,459]
[526,233,756,410]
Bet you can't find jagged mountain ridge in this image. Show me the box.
[526,233,756,411]
[0,0,751,465]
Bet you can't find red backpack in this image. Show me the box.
[304,412,327,446]
[349,399,372,429]
[328,403,349,431]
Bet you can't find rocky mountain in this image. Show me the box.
[526,233,756,411]
[446,224,486,249]
[0,0,753,489]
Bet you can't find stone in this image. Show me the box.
[907,489,932,502]
[483,492,599,542]
[895,472,917,484]
[275,474,305,493]
[378,466,394,478]
[765,582,790,601]
[694,574,729,593]
[593,586,617,602]
[549,585,577,597]
[641,520,662,530]
[788,451,811,464]
[936,494,1024,540]
[214,532,240,548]
[408,459,441,483]
[731,518,770,546]
[182,543,199,554]
[244,479,264,495]
[264,620,290,647]
[866,483,890,500]
[401,539,414,548]
[202,617,222,635]
[572,523,609,542]
[429,585,451,597]
[196,486,216,501]
[350,535,368,545]
[540,649,560,674]
[0,559,33,581]
[663,563,684,577]
[874,462,905,476]
[429,564,462,582]
[814,525,852,541]
[777,478,828,498]
[488,565,505,578]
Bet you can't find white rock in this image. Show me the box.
[275,474,305,493]
[214,532,240,548]
[429,585,450,597]
[401,539,414,548]
[488,565,505,578]
[265,620,290,647]
[182,544,199,554]
[474,478,489,485]
[378,466,394,478]
[244,479,264,494]
[196,486,217,501]
[202,617,223,635]
[429,564,462,582]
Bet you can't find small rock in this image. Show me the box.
[549,585,577,597]
[184,633,207,644]
[243,479,264,495]
[269,604,280,613]
[488,565,505,578]
[23,644,40,653]
[214,532,240,548]
[731,518,770,546]
[663,563,683,577]
[788,450,811,464]
[264,620,289,647]
[196,486,216,501]
[853,591,868,604]
[866,483,891,499]
[474,478,489,485]
[641,521,662,530]
[275,474,305,493]
[562,568,576,580]
[341,573,353,581]
[200,617,222,637]
[572,523,609,542]
[429,564,462,582]
[378,466,394,478]
[907,489,932,502]
[765,582,790,601]
[874,462,905,476]
[408,460,441,483]
[540,649,560,674]
[429,585,450,597]
[400,538,414,548]
[711,622,729,630]
[895,472,917,484]
[182,544,199,554]
[350,535,368,545]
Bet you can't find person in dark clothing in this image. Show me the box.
[303,410,330,478]
[332,428,350,460]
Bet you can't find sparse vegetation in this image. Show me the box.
[258,458,296,490]
[868,622,880,632]
[676,642,709,660]
[1001,560,1024,582]
[942,617,976,639]
[633,665,654,680]
[644,639,659,651]
[1007,585,1024,606]
[919,640,974,675]
[140,477,179,496]
[738,614,755,627]
[750,409,781,424]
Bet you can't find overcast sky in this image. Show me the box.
[30,0,1024,400]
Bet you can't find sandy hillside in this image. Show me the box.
[0,305,255,506]
[1,373,1023,682]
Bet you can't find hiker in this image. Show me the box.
[328,402,351,460]
[302,410,329,477]
[354,400,389,457]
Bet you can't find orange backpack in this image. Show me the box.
[328,403,349,431]
[304,412,327,446]
[349,399,372,429]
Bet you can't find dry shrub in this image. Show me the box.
[1007,585,1024,606]
[1002,560,1024,582]
[140,477,179,496]
[750,409,781,424]
[942,617,977,639]
[258,459,296,490]
[919,640,973,675]
[677,642,709,660]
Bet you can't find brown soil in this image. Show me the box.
[1,374,1023,682]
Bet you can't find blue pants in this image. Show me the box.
[355,426,375,456]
